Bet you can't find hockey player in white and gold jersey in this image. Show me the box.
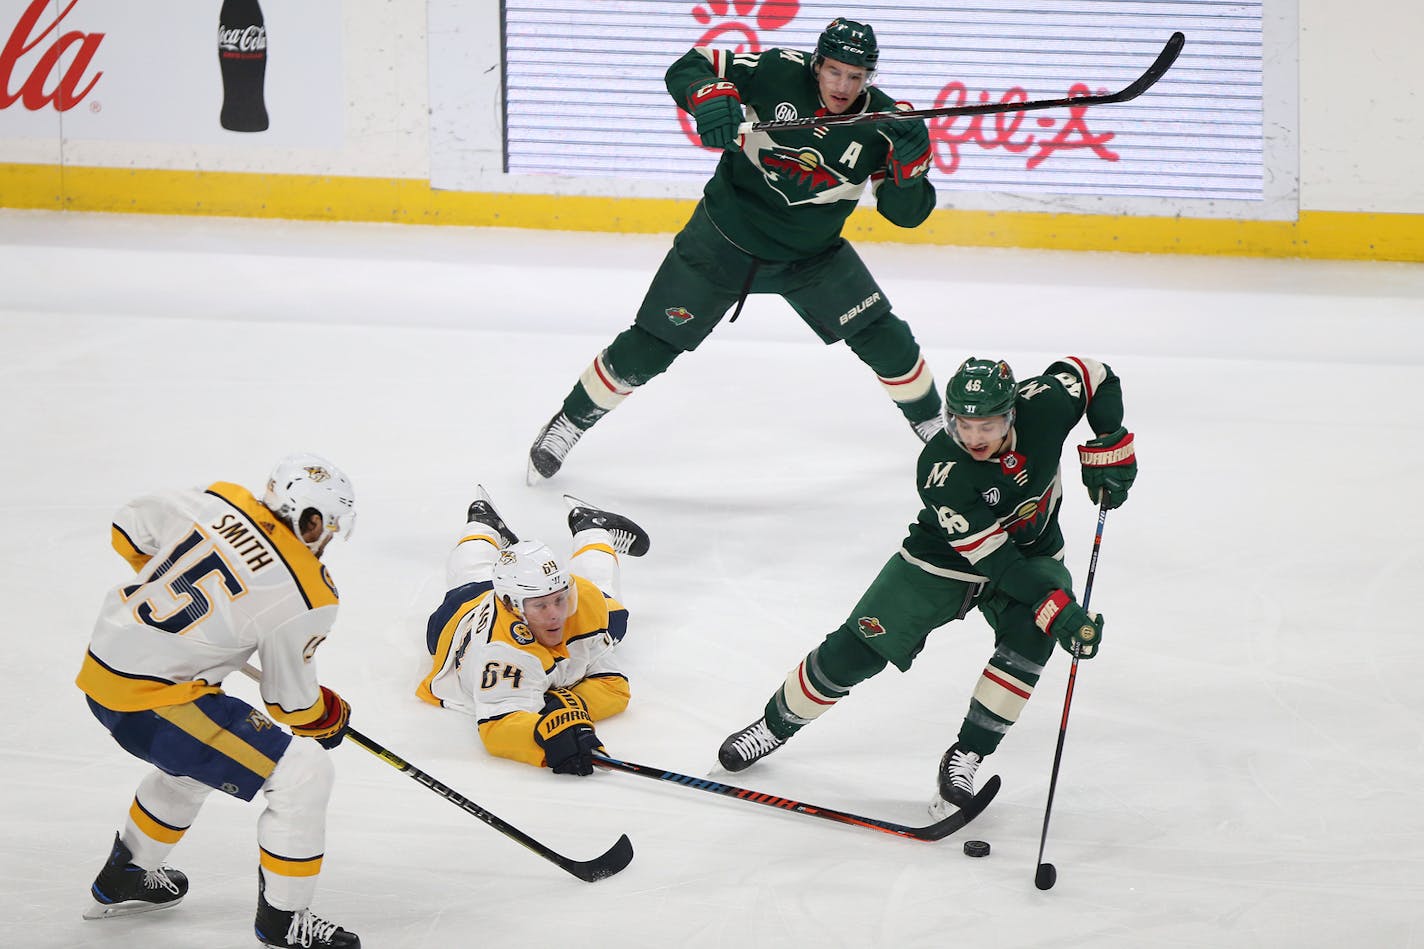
[76,453,361,949]
[418,488,649,776]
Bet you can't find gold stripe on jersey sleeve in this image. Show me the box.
[571,541,616,559]
[259,847,323,878]
[153,702,280,780]
[76,651,221,712]
[205,482,338,610]
[128,798,188,845]
[110,524,151,573]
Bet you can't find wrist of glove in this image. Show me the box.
[1078,426,1136,510]
[1033,590,1103,659]
[290,685,351,749]
[534,688,603,776]
[879,109,931,186]
[686,79,743,151]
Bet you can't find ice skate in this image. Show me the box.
[928,742,983,819]
[717,717,786,772]
[465,484,518,547]
[564,494,650,557]
[254,873,360,949]
[527,411,586,483]
[83,832,188,920]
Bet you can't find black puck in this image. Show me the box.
[962,839,990,858]
[1035,862,1057,890]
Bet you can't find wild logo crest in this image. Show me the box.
[759,145,846,204]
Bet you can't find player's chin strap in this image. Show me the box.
[236,663,633,882]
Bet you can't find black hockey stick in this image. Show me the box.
[592,753,1000,841]
[739,32,1185,135]
[1033,501,1108,891]
[239,665,632,882]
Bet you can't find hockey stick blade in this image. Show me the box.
[740,32,1185,135]
[238,665,632,882]
[593,753,1000,841]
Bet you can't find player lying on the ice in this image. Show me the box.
[417,488,650,777]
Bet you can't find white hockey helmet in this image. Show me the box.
[263,452,356,552]
[492,540,575,618]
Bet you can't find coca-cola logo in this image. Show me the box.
[0,0,104,112]
[218,25,267,54]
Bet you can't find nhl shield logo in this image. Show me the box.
[857,616,887,637]
[666,306,695,325]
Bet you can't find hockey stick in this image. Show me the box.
[238,664,633,882]
[738,32,1185,135]
[592,752,1000,841]
[1033,501,1108,890]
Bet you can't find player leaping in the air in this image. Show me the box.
[527,17,944,483]
[716,356,1137,818]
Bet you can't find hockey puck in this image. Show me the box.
[1035,862,1057,890]
[962,839,990,858]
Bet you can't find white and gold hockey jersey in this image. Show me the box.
[417,537,630,768]
[76,481,338,728]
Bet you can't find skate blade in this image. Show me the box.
[525,457,545,486]
[83,896,184,920]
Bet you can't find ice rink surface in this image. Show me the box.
[2,208,1422,948]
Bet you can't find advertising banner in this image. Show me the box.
[0,0,343,146]
[430,0,1297,218]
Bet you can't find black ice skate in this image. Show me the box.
[466,484,519,547]
[717,717,787,772]
[255,873,360,949]
[83,832,188,920]
[564,494,651,557]
[929,742,983,820]
[527,410,586,483]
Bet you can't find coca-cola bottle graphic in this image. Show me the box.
[218,0,268,132]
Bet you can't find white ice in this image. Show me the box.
[2,209,1422,949]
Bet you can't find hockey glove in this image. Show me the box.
[290,686,351,749]
[534,688,603,776]
[686,79,743,151]
[1079,427,1136,510]
[879,110,932,186]
[1033,590,1104,659]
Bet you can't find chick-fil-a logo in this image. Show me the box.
[678,0,1118,173]
[1,0,105,111]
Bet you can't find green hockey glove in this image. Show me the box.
[686,79,743,151]
[878,111,931,185]
[1033,590,1103,659]
[1078,427,1136,510]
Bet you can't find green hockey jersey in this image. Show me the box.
[900,357,1125,606]
[667,45,936,261]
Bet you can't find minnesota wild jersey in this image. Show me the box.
[899,357,1124,606]
[667,46,936,261]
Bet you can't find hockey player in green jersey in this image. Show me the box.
[528,17,943,483]
[717,355,1137,818]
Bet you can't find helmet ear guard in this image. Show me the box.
[263,453,356,552]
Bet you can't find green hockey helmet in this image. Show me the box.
[814,17,878,74]
[945,358,1018,419]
